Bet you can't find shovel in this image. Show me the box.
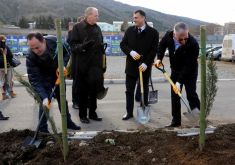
[148,75,158,104]
[155,63,199,122]
[21,85,57,150]
[137,68,151,124]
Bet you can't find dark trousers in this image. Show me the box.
[126,73,150,116]
[38,86,73,132]
[135,80,141,101]
[77,67,104,118]
[72,77,79,105]
[170,71,200,124]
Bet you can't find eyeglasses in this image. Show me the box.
[178,38,188,42]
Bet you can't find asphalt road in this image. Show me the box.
[0,80,234,133]
[13,56,235,80]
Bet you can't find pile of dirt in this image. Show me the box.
[0,124,234,165]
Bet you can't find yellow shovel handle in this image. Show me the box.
[139,68,144,94]
[3,52,7,74]
[163,72,181,96]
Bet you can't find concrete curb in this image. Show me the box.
[13,78,235,87]
[13,77,166,87]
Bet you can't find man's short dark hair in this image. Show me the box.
[27,32,44,42]
[134,10,146,18]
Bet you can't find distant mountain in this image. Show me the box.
[0,0,209,31]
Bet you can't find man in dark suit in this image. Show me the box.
[67,22,79,110]
[67,17,84,110]
[26,33,81,133]
[120,10,159,120]
[69,7,108,124]
[155,22,200,127]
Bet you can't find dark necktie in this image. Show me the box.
[138,28,142,34]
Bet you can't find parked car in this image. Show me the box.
[206,46,221,56]
[208,47,222,61]
[206,46,213,51]
[206,47,214,57]
[13,52,24,56]
[222,34,235,62]
[23,52,29,56]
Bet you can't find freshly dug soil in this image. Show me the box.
[0,124,234,165]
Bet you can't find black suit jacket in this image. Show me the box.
[120,25,159,77]
[26,36,70,100]
[157,31,199,84]
[68,20,104,77]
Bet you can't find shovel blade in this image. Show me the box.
[137,106,151,124]
[148,90,158,104]
[21,136,42,150]
[183,108,200,123]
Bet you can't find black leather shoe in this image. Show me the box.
[165,122,181,128]
[122,114,133,120]
[72,104,79,110]
[67,122,81,130]
[80,117,90,124]
[97,87,109,100]
[39,129,50,133]
[0,112,9,120]
[89,116,102,121]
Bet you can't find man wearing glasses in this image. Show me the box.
[155,22,200,127]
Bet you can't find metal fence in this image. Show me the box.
[6,35,125,56]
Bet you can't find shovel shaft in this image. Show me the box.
[139,69,145,109]
[32,110,45,142]
[32,85,57,142]
[156,63,192,113]
[3,52,7,74]
[180,95,192,113]
[164,72,192,112]
[163,73,178,92]
[3,52,10,94]
[139,69,144,94]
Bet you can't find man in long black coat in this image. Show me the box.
[69,7,108,124]
[155,22,200,127]
[120,10,159,120]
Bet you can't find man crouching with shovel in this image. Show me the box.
[120,10,159,121]
[154,22,200,127]
[26,33,81,133]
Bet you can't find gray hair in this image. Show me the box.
[174,22,189,34]
[84,7,98,18]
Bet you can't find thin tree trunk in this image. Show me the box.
[55,18,69,161]
[199,25,207,151]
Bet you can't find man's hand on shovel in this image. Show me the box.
[56,66,68,77]
[173,82,182,94]
[56,67,68,85]
[154,59,162,68]
[139,63,147,72]
[42,67,67,109]
[42,98,52,110]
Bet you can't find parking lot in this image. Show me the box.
[13,56,235,80]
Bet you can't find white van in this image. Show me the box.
[222,34,235,62]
